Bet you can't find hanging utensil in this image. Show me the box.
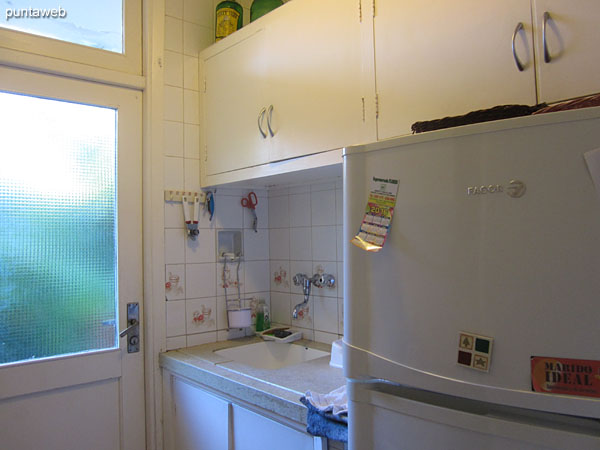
[241,191,258,232]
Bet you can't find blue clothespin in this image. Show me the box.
[206,191,215,221]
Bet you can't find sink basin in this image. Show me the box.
[214,341,329,370]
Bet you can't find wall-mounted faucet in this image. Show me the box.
[292,273,335,319]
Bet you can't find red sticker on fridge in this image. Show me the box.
[531,356,600,398]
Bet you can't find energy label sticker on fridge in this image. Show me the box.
[351,177,399,252]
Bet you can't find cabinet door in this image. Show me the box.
[231,404,314,450]
[265,0,375,162]
[203,30,270,175]
[374,0,536,140]
[533,0,600,103]
[171,377,230,450]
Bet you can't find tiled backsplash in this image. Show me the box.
[163,181,344,350]
[164,188,272,349]
[163,0,342,350]
[268,181,344,345]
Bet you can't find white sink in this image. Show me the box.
[214,341,329,370]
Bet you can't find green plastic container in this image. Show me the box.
[215,1,243,42]
[250,0,284,23]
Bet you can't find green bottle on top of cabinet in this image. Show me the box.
[250,0,284,22]
[215,0,243,42]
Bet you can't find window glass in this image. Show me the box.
[0,0,123,53]
[0,91,118,365]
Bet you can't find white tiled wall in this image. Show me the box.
[164,187,271,350]
[268,180,344,345]
[163,0,339,350]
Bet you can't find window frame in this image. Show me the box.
[0,0,142,80]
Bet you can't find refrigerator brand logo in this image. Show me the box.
[467,180,526,198]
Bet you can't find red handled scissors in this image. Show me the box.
[241,192,258,232]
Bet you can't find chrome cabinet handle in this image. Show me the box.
[266,104,275,137]
[543,11,552,63]
[257,107,267,138]
[511,22,525,71]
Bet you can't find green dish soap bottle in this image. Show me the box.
[250,0,283,23]
[215,1,243,42]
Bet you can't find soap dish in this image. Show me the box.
[260,327,302,343]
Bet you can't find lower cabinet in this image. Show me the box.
[163,371,325,450]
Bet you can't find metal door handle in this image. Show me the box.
[257,107,267,138]
[267,104,275,137]
[119,319,138,337]
[119,302,140,353]
[543,11,552,63]
[511,22,525,71]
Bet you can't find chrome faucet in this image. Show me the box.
[292,273,336,319]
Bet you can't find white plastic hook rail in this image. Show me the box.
[164,190,206,240]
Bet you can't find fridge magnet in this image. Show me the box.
[456,331,493,372]
[351,177,399,252]
[531,356,600,398]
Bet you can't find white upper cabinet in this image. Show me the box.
[532,0,600,103]
[264,0,375,162]
[373,0,537,140]
[201,0,374,180]
[203,29,270,176]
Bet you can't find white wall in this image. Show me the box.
[162,0,342,350]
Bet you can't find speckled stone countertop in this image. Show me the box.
[159,337,346,426]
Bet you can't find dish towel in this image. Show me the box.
[300,385,348,443]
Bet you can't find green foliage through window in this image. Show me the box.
[0,91,118,364]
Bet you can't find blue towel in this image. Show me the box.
[300,396,348,442]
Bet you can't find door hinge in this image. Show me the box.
[372,0,376,17]
[375,94,380,120]
[203,79,207,93]
[204,144,208,162]
[361,97,366,122]
[359,0,362,22]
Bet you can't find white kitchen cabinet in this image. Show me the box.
[263,0,375,162]
[373,0,537,140]
[532,0,600,103]
[168,376,230,450]
[203,29,270,176]
[231,404,315,450]
[163,371,325,450]
[201,0,374,180]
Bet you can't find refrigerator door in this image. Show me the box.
[343,107,600,415]
[348,382,600,450]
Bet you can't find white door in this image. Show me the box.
[0,66,144,450]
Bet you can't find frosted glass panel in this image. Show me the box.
[0,0,123,53]
[0,91,117,365]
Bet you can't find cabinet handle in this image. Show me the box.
[543,11,552,63]
[257,107,267,138]
[511,22,525,72]
[267,104,275,137]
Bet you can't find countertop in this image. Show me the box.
[159,337,346,426]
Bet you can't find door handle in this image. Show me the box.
[542,11,552,63]
[267,104,275,137]
[119,302,140,353]
[257,107,267,138]
[511,22,525,71]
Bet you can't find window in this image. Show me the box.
[0,91,118,364]
[0,0,141,75]
[1,0,123,53]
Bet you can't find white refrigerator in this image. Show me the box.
[343,107,600,449]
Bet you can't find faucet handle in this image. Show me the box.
[313,273,335,289]
[293,273,307,286]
